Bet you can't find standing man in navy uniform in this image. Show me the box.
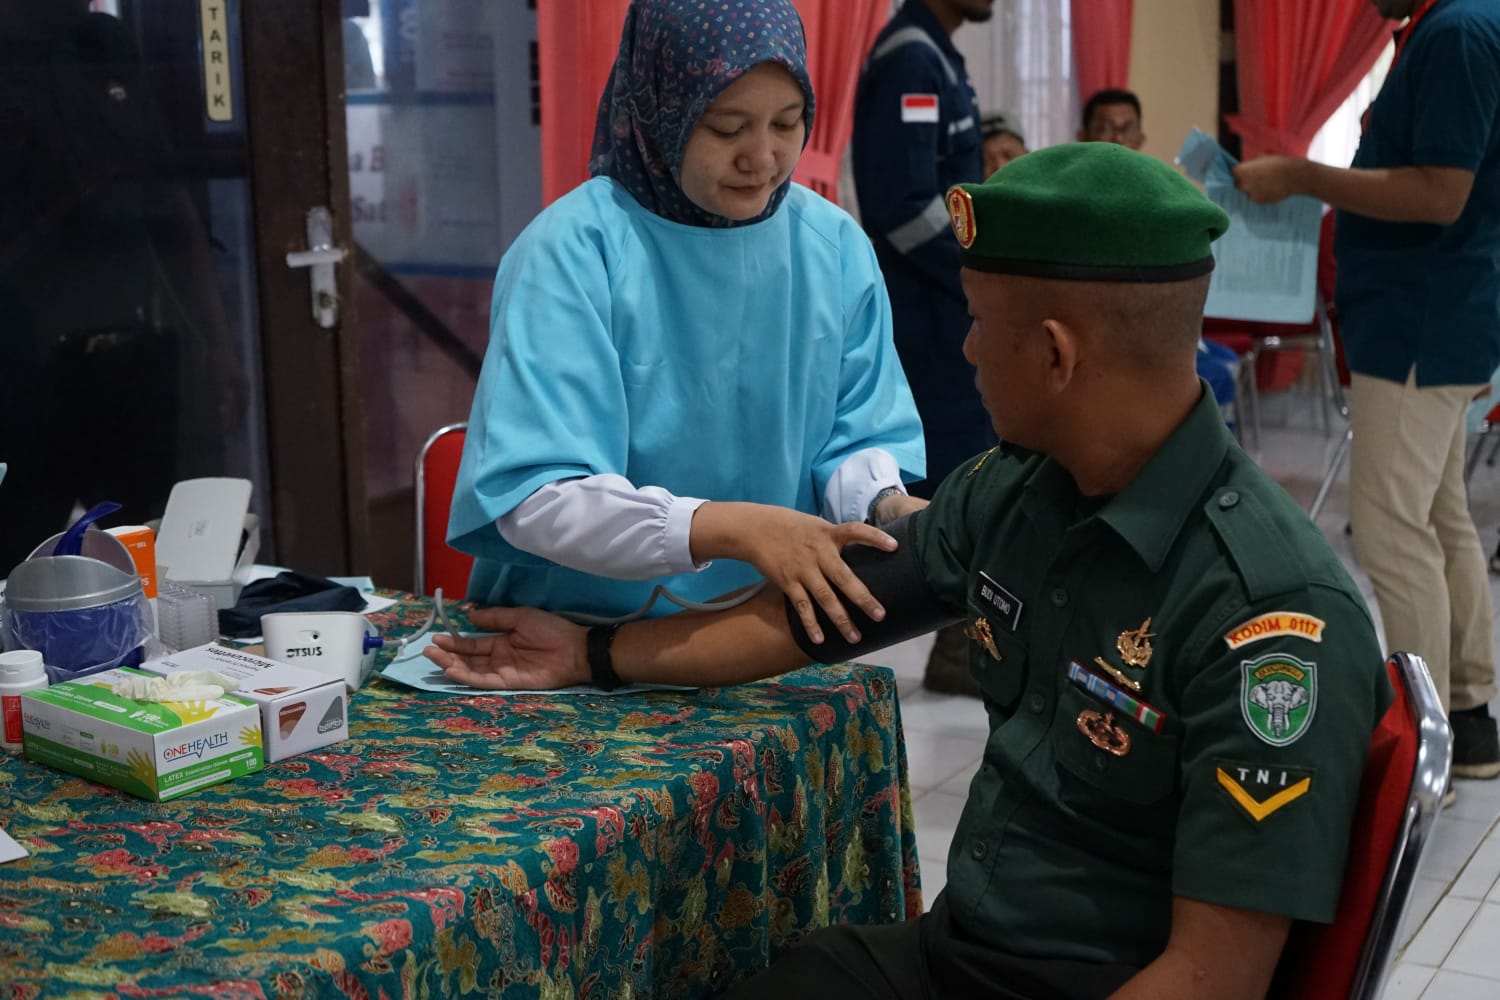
[853,0,995,694]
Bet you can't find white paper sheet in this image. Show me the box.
[0,825,29,864]
[1178,127,1323,325]
[379,632,694,696]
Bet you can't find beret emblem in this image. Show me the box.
[946,186,977,249]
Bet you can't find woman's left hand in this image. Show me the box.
[689,502,897,645]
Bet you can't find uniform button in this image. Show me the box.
[971,841,988,861]
[1218,491,1240,509]
[1050,587,1068,607]
[1093,753,1109,771]
[1028,693,1046,713]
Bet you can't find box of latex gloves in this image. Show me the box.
[143,643,348,761]
[20,667,262,801]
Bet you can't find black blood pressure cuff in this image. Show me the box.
[784,513,963,662]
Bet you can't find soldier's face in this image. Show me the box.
[679,63,807,221]
[961,271,1049,445]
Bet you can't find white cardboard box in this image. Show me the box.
[20,667,263,801]
[143,644,348,761]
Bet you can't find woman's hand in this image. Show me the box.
[422,606,588,690]
[689,501,898,645]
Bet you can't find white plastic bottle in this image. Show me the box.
[0,650,47,752]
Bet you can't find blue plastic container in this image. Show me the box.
[6,530,151,683]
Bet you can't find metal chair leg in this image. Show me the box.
[1243,347,1261,451]
[1310,427,1353,522]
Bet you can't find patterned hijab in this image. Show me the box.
[589,0,815,228]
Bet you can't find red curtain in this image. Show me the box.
[536,0,889,208]
[1069,0,1133,108]
[537,1,632,207]
[1226,0,1391,158]
[789,0,889,203]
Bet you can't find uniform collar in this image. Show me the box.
[1095,381,1230,572]
[899,0,966,62]
[1017,381,1229,571]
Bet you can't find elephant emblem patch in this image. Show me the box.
[1241,653,1317,746]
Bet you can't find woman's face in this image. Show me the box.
[678,62,807,221]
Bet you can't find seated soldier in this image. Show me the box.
[426,143,1391,1000]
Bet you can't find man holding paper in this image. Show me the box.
[1233,0,1500,786]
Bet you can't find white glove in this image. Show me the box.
[109,670,240,703]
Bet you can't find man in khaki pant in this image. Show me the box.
[1234,0,1500,797]
[1348,374,1498,756]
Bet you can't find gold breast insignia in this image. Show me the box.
[1117,617,1155,668]
[1077,709,1131,757]
[1093,656,1141,693]
[965,617,1002,661]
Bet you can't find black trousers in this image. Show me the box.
[717,893,1138,1000]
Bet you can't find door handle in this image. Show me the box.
[284,207,347,328]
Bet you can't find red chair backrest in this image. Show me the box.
[415,424,474,599]
[1276,656,1417,998]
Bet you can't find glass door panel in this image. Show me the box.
[0,0,269,572]
[340,0,540,588]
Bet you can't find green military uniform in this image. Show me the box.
[913,386,1390,967]
[725,142,1392,1000]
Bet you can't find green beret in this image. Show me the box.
[945,142,1230,282]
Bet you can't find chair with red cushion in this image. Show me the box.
[413,423,474,599]
[1273,651,1451,999]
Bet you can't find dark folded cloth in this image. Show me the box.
[218,571,367,638]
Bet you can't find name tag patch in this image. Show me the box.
[973,571,1022,632]
[1223,611,1326,649]
[1216,759,1314,822]
[901,93,939,123]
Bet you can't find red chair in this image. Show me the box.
[413,423,474,598]
[1275,651,1451,999]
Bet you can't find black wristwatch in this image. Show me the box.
[586,623,626,691]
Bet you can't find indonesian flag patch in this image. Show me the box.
[901,93,939,123]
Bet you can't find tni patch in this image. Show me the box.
[1216,759,1313,822]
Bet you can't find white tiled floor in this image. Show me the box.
[858,380,1500,997]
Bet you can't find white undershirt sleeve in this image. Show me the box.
[822,447,906,524]
[496,474,710,580]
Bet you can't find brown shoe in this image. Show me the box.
[923,622,979,697]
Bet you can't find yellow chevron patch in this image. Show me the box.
[1216,766,1311,822]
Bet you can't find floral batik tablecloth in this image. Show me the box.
[0,595,922,998]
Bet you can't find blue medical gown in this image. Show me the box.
[449,178,926,618]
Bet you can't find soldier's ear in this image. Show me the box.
[1040,317,1081,393]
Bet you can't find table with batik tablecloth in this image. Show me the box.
[0,593,923,998]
